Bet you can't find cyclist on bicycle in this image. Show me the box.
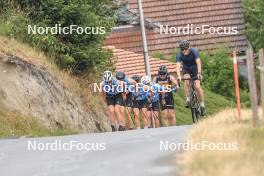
[101,71,126,131]
[131,75,148,129]
[115,71,136,130]
[153,66,178,126]
[176,40,205,115]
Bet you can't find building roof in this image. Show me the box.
[103,46,177,77]
[104,0,248,56]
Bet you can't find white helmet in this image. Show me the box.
[141,75,151,85]
[103,70,113,82]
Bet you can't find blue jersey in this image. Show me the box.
[147,83,165,102]
[124,77,130,93]
[132,83,147,101]
[103,79,119,97]
[176,48,200,69]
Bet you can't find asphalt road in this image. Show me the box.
[0,126,191,176]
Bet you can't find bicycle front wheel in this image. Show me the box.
[191,108,198,124]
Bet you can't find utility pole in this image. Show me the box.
[247,49,260,126]
[137,0,154,128]
[258,49,264,118]
[137,0,151,78]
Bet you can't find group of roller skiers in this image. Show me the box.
[101,40,206,132]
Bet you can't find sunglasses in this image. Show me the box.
[181,48,189,51]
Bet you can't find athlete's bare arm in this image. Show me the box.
[169,75,179,87]
[196,58,202,74]
[176,63,182,80]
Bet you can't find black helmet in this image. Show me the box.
[116,71,126,80]
[132,75,141,83]
[158,65,168,75]
[179,40,190,49]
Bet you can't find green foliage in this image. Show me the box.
[0,0,117,74]
[243,0,264,50]
[201,48,234,97]
[175,88,232,125]
[152,52,166,60]
[170,48,180,63]
[201,48,239,98]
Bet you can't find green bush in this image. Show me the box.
[200,48,234,97]
[200,48,249,101]
[170,48,180,63]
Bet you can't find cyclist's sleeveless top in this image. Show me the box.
[156,75,172,87]
[103,79,119,97]
[133,83,147,101]
[147,84,164,102]
[123,77,131,94]
[156,75,172,97]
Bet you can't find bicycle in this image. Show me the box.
[182,76,202,124]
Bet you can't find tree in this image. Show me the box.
[243,0,264,50]
[0,0,118,74]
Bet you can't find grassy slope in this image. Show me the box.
[178,109,264,176]
[0,109,77,138]
[175,88,232,125]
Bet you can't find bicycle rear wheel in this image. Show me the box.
[190,92,200,124]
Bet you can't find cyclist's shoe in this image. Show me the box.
[185,100,190,108]
[118,125,126,131]
[200,106,206,116]
[111,125,116,132]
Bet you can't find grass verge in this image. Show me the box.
[178,108,264,176]
[0,109,78,138]
[175,88,232,125]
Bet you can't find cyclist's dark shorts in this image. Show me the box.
[106,93,124,106]
[147,101,159,111]
[183,66,198,80]
[133,99,147,109]
[160,92,175,110]
[125,93,133,108]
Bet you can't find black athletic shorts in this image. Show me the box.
[106,93,124,106]
[182,66,198,80]
[159,92,175,110]
[125,93,133,108]
[133,99,147,109]
[147,101,159,111]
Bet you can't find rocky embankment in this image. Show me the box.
[0,53,108,133]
